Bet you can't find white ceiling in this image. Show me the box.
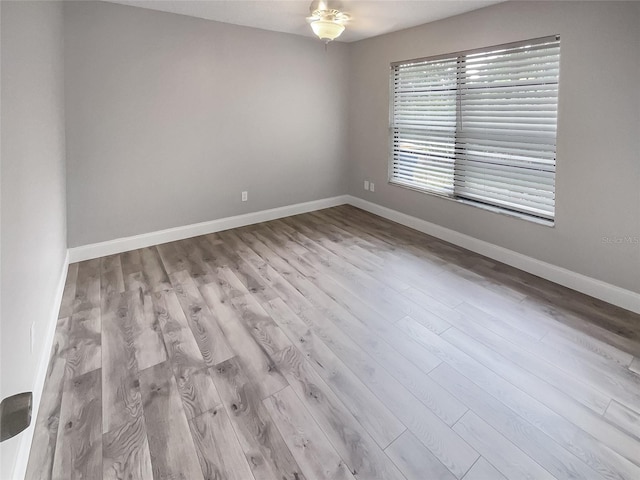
[104,0,504,43]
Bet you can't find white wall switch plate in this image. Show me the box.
[369,182,375,192]
[364,180,369,190]
[242,191,248,202]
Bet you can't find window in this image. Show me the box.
[389,36,560,223]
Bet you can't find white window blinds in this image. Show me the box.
[390,36,560,222]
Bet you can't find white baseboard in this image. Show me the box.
[12,250,69,480]
[67,193,640,314]
[68,195,350,263]
[347,195,640,315]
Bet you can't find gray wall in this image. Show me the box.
[0,1,67,477]
[64,1,350,247]
[347,1,640,294]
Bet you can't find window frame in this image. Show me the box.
[388,36,560,225]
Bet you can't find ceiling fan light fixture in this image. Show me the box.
[310,19,345,42]
[308,6,349,43]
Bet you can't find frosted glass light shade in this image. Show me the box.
[311,20,345,41]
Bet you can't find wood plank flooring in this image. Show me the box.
[25,205,640,480]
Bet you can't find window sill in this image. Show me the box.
[388,180,555,227]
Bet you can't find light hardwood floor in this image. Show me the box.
[25,205,640,480]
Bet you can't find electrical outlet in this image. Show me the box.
[364,180,369,190]
[242,191,248,202]
[369,182,375,192]
[30,322,35,354]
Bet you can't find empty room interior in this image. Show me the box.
[1,0,640,478]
